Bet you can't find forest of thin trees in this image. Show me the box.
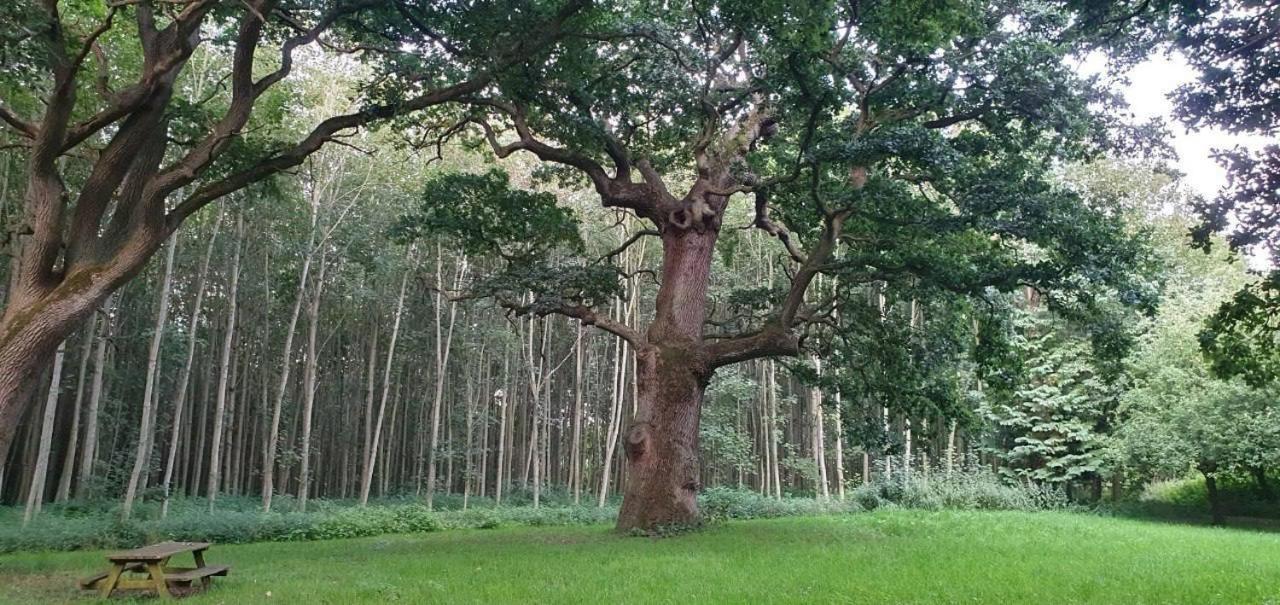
[2,168,973,515]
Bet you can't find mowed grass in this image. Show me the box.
[2,509,1278,604]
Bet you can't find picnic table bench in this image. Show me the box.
[80,541,230,599]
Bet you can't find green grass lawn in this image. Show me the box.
[2,509,1278,604]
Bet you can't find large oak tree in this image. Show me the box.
[396,0,1160,530]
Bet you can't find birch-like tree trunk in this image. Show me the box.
[76,296,115,500]
[122,236,178,518]
[766,360,782,500]
[598,297,628,507]
[833,392,847,499]
[359,265,410,506]
[160,212,222,517]
[261,216,317,512]
[570,321,584,504]
[810,355,829,499]
[425,248,463,508]
[297,249,328,511]
[23,342,65,525]
[494,377,509,505]
[207,213,244,511]
[54,321,95,502]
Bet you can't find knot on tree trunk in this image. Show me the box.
[624,422,652,461]
[664,197,719,234]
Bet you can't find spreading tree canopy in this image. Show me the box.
[394,0,1162,529]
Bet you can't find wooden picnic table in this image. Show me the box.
[81,540,230,599]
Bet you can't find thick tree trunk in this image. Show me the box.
[616,344,707,530]
[1200,463,1226,527]
[616,229,716,531]
[1251,467,1274,501]
[0,286,119,464]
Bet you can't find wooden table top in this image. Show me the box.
[107,541,211,562]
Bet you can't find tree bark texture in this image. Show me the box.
[616,229,716,531]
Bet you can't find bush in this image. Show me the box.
[845,465,1067,513]
[698,487,861,522]
[1129,474,1280,520]
[0,501,443,553]
[302,505,441,541]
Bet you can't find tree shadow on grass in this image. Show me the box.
[1100,503,1280,534]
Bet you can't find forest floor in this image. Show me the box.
[1,509,1277,604]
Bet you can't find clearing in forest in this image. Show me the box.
[1,510,1278,604]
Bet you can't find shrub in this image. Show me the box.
[850,484,882,511]
[302,505,441,541]
[1130,474,1280,520]
[0,501,444,553]
[842,462,1068,514]
[698,487,861,522]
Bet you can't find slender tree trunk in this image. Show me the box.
[810,355,829,499]
[833,392,846,499]
[23,342,65,525]
[904,418,913,477]
[297,251,328,511]
[495,381,509,506]
[463,357,476,509]
[160,213,222,517]
[55,319,95,502]
[571,321,584,504]
[598,300,626,507]
[425,249,462,508]
[207,213,244,511]
[76,297,114,500]
[122,237,178,518]
[191,345,215,496]
[767,360,782,499]
[479,374,490,499]
[945,420,957,477]
[361,324,377,490]
[262,219,318,512]
[359,266,409,506]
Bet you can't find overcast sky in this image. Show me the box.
[1117,53,1275,198]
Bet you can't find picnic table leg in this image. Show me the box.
[146,561,173,599]
[194,549,211,591]
[98,563,124,598]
